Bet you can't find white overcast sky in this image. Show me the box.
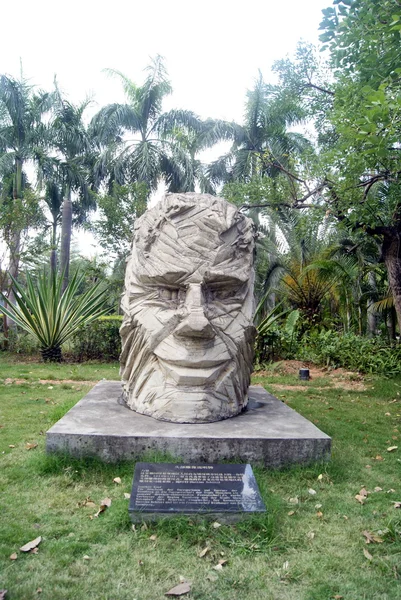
[2,0,329,121]
[1,0,330,258]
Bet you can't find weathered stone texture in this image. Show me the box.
[120,193,256,423]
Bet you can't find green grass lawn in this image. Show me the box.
[1,358,401,600]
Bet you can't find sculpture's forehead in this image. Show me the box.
[130,194,255,285]
[134,222,252,284]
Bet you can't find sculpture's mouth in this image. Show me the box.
[158,358,229,386]
[156,355,228,368]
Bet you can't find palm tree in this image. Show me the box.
[50,85,96,290]
[263,213,358,326]
[0,74,53,301]
[208,73,310,186]
[90,56,226,194]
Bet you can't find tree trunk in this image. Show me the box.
[367,271,378,337]
[60,186,72,292]
[7,228,21,307]
[382,230,401,335]
[7,158,23,327]
[50,219,57,276]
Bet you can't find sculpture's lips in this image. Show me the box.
[158,358,228,386]
[157,357,228,369]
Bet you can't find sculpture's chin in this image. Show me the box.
[122,361,251,423]
[132,388,249,424]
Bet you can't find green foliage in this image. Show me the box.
[298,330,401,375]
[91,57,216,193]
[0,270,109,361]
[95,182,148,257]
[209,72,311,186]
[70,315,122,361]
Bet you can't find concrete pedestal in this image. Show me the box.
[46,381,331,467]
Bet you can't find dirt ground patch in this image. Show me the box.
[3,378,97,387]
[253,360,368,391]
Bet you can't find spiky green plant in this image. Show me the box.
[0,270,109,361]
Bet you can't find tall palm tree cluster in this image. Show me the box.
[0,58,396,360]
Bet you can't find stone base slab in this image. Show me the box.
[46,381,331,467]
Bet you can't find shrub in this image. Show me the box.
[298,330,401,375]
[70,315,123,361]
[0,270,109,361]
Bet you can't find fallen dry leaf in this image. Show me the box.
[359,487,368,497]
[149,534,157,541]
[8,445,15,448]
[198,546,210,558]
[83,555,91,560]
[282,561,289,571]
[36,589,42,594]
[307,531,315,540]
[355,494,365,505]
[113,477,122,484]
[0,591,7,600]
[315,503,322,509]
[287,510,295,516]
[289,497,299,505]
[392,501,401,508]
[124,493,130,499]
[316,511,323,518]
[94,498,112,517]
[374,487,383,492]
[19,536,41,552]
[332,596,343,599]
[308,488,317,496]
[165,582,191,596]
[385,412,391,416]
[317,474,323,481]
[141,522,148,531]
[79,497,96,508]
[375,455,383,461]
[25,443,38,450]
[363,547,373,561]
[213,559,228,571]
[387,446,398,452]
[9,553,17,560]
[212,521,221,529]
[387,489,396,493]
[30,548,39,555]
[362,530,384,544]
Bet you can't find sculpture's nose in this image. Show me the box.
[174,284,215,339]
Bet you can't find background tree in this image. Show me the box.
[50,87,96,290]
[0,74,52,302]
[260,2,401,331]
[208,72,311,187]
[90,57,228,195]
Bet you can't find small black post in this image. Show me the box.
[299,368,310,381]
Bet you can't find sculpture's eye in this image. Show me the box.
[208,286,241,302]
[159,287,180,302]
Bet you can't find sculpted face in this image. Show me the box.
[120,193,256,423]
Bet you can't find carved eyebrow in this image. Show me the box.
[205,276,246,287]
[136,273,187,287]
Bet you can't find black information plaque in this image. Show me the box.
[129,463,266,519]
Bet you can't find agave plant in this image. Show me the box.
[0,270,109,361]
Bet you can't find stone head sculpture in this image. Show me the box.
[120,193,256,423]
